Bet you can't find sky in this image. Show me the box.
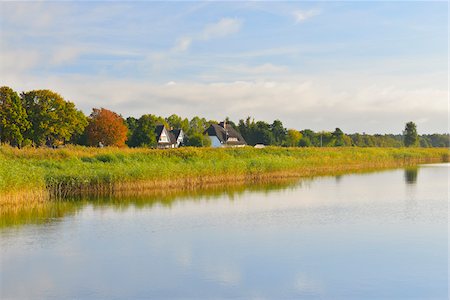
[0,1,448,134]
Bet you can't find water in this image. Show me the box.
[1,164,448,299]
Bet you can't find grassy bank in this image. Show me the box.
[0,146,448,205]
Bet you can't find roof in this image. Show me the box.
[170,129,182,140]
[155,124,172,145]
[154,124,165,138]
[155,125,184,145]
[205,123,246,145]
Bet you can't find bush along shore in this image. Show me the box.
[0,146,449,205]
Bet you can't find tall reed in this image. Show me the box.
[0,145,448,204]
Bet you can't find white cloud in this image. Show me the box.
[293,9,320,23]
[200,18,242,40]
[172,17,242,52]
[1,2,68,29]
[172,37,192,52]
[0,48,41,74]
[221,63,288,75]
[4,72,445,134]
[51,46,85,66]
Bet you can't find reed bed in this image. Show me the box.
[0,145,448,207]
[0,176,303,227]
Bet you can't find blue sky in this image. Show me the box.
[0,1,448,133]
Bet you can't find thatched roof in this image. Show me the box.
[205,123,246,145]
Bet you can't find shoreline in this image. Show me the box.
[1,146,448,207]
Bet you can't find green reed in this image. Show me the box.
[0,145,448,203]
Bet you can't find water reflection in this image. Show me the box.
[0,178,301,228]
[0,166,430,228]
[1,164,448,299]
[404,167,419,184]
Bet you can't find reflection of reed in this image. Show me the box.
[1,146,448,205]
[0,177,301,228]
[0,165,429,228]
[45,161,441,199]
[404,168,418,184]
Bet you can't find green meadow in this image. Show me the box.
[0,146,448,204]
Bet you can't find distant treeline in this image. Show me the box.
[1,86,449,148]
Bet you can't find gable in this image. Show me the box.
[159,127,170,143]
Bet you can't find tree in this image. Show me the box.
[403,121,419,147]
[254,121,274,145]
[166,114,189,132]
[185,132,211,147]
[184,116,212,147]
[300,129,318,147]
[285,129,302,147]
[237,117,275,146]
[187,116,209,136]
[85,108,128,147]
[298,136,312,147]
[331,128,351,147]
[128,114,160,147]
[0,86,30,147]
[319,131,333,147]
[21,89,87,146]
[271,119,287,146]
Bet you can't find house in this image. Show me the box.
[204,121,246,147]
[170,129,184,148]
[155,124,184,148]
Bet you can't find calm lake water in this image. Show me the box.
[1,164,448,299]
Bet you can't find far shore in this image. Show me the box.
[0,146,448,207]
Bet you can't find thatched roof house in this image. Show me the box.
[205,121,246,147]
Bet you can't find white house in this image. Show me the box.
[155,125,185,148]
[170,129,184,148]
[204,121,246,148]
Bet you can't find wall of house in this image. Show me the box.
[159,128,170,143]
[176,132,184,147]
[209,136,222,148]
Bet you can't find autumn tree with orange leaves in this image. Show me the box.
[85,108,128,147]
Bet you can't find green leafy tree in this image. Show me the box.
[403,121,419,147]
[300,129,318,147]
[254,121,274,145]
[126,117,138,135]
[331,128,352,147]
[238,117,254,145]
[128,114,160,147]
[22,90,87,146]
[421,133,449,147]
[237,117,275,146]
[319,131,333,147]
[419,137,431,148]
[0,86,30,147]
[271,119,287,146]
[184,116,212,147]
[298,136,312,147]
[166,114,189,132]
[285,129,302,147]
[185,133,211,147]
[187,116,209,135]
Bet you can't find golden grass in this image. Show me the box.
[0,145,448,207]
